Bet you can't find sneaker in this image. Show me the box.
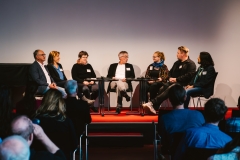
[142,102,156,114]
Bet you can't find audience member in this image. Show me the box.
[33,89,77,159]
[0,85,17,139]
[145,51,169,107]
[208,133,240,160]
[11,115,66,160]
[64,80,92,137]
[47,51,67,88]
[184,51,216,108]
[107,51,135,114]
[72,51,98,112]
[158,84,205,159]
[0,135,30,160]
[143,46,196,114]
[29,49,67,98]
[175,98,232,160]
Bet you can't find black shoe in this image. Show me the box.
[125,95,130,102]
[116,107,121,114]
[90,106,98,112]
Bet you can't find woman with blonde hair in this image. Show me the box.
[33,89,77,160]
[145,51,169,110]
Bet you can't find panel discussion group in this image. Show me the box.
[1,46,240,160]
[28,45,216,114]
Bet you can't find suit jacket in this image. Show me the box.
[189,65,216,98]
[106,63,135,92]
[29,61,54,94]
[47,63,67,82]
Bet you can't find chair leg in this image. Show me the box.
[192,97,196,108]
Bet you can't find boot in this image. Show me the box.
[82,95,95,105]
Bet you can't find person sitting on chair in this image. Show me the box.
[158,84,205,159]
[184,51,216,109]
[0,135,30,160]
[145,51,169,103]
[47,51,68,88]
[175,98,232,160]
[29,49,67,98]
[71,51,98,112]
[11,115,67,160]
[143,46,196,114]
[106,51,135,114]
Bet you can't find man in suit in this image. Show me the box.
[107,51,135,114]
[29,49,67,98]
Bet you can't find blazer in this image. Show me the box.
[189,65,216,98]
[47,63,67,82]
[106,63,135,92]
[28,61,54,94]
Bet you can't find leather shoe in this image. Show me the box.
[116,107,121,114]
[90,106,98,112]
[125,95,130,102]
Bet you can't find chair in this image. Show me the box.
[73,124,89,160]
[192,72,218,108]
[183,147,218,160]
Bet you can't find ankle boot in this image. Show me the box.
[120,91,130,102]
[82,95,95,104]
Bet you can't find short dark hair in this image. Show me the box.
[199,52,214,66]
[168,84,186,108]
[33,50,40,59]
[204,98,227,123]
[78,51,88,58]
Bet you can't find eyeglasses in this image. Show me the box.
[120,56,129,58]
[37,54,46,56]
[153,56,159,58]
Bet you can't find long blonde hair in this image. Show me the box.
[34,89,66,121]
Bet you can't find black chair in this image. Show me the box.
[183,147,218,160]
[192,72,218,108]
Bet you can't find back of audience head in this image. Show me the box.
[199,51,214,66]
[64,80,78,96]
[48,50,60,65]
[168,84,186,108]
[0,135,30,160]
[0,85,13,138]
[34,89,66,121]
[11,115,34,145]
[204,98,227,123]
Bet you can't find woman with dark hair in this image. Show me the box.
[47,51,67,88]
[184,51,216,108]
[71,51,99,112]
[0,85,16,139]
[33,89,77,160]
[145,51,169,105]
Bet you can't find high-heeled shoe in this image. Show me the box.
[81,95,95,104]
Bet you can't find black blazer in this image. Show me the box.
[47,63,67,82]
[189,65,216,98]
[29,61,54,94]
[106,63,135,92]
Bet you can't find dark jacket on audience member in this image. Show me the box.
[106,63,135,92]
[47,63,67,83]
[169,58,196,86]
[30,149,66,160]
[35,115,77,160]
[71,63,96,83]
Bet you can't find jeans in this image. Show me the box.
[184,87,203,109]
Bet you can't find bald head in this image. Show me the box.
[11,116,34,141]
[0,135,30,160]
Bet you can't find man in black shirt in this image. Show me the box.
[143,46,196,114]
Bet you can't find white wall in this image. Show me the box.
[0,0,239,107]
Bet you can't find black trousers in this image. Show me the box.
[77,83,99,100]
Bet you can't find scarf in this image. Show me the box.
[152,60,164,68]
